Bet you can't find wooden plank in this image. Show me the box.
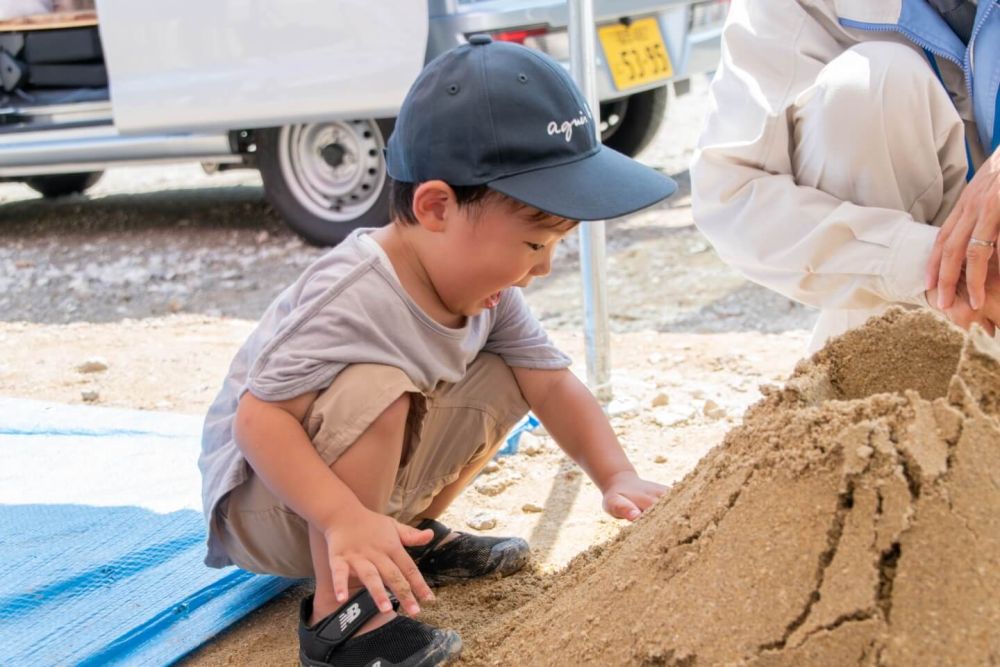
[0,11,97,33]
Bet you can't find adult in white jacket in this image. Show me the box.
[692,0,999,352]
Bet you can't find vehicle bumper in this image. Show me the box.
[427,0,721,102]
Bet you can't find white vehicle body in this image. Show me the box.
[98,0,427,134]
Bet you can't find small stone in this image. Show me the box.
[522,502,544,513]
[607,398,640,417]
[651,407,695,428]
[167,298,185,313]
[519,432,547,456]
[703,399,727,420]
[467,513,497,531]
[475,471,521,496]
[686,240,710,255]
[255,230,270,244]
[481,460,501,474]
[651,392,670,407]
[654,455,668,464]
[81,390,99,402]
[856,445,874,460]
[76,357,109,374]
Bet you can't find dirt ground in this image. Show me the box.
[0,77,822,664]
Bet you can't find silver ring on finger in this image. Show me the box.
[968,237,996,248]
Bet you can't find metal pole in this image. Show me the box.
[568,0,612,404]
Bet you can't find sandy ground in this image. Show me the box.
[452,312,1000,666]
[0,77,822,664]
[0,315,810,665]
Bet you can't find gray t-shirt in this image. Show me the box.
[199,228,571,567]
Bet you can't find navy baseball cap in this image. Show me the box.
[385,34,676,221]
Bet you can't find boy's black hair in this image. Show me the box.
[389,178,493,225]
[389,177,578,228]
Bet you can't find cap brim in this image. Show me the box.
[487,145,677,221]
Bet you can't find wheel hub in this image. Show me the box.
[320,143,347,169]
[277,120,387,223]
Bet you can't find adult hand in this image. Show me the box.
[601,470,667,521]
[927,147,1000,312]
[926,258,1000,336]
[322,507,434,616]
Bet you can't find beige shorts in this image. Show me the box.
[215,352,530,578]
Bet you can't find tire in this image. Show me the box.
[24,171,103,198]
[257,118,394,247]
[601,85,668,158]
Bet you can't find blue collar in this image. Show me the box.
[897,0,968,62]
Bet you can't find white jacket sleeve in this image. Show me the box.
[690,0,940,311]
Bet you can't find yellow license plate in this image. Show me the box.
[598,17,673,91]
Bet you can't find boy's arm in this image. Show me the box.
[232,391,432,613]
[511,367,666,520]
[234,391,356,528]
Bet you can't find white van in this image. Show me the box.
[0,0,727,245]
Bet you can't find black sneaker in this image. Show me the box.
[298,590,461,667]
[405,518,530,587]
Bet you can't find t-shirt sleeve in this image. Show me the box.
[243,294,354,403]
[484,288,572,369]
[244,320,348,403]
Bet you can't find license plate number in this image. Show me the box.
[598,17,673,91]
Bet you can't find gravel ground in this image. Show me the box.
[0,76,816,335]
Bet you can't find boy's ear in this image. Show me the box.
[411,181,456,232]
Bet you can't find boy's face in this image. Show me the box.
[425,189,576,318]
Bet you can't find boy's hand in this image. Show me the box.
[601,470,667,521]
[322,507,435,615]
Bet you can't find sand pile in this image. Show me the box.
[450,310,1000,665]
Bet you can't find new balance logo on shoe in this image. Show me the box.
[339,602,361,632]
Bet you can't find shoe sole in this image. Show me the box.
[299,629,462,667]
[423,538,530,587]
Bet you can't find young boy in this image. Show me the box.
[199,35,676,666]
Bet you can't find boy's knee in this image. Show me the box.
[306,364,422,464]
[463,353,529,417]
[365,392,411,440]
[471,352,512,381]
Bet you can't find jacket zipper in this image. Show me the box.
[964,1,996,102]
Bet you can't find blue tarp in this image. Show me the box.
[499,413,541,456]
[0,398,296,666]
[0,397,539,665]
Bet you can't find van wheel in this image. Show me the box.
[601,85,667,158]
[24,171,103,198]
[257,119,394,247]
